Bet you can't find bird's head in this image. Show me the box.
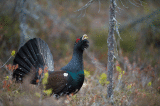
[74,34,89,51]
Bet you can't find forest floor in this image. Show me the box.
[0,53,160,106]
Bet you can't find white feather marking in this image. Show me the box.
[63,73,68,77]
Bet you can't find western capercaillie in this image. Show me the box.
[13,34,89,98]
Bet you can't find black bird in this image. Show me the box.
[12,34,89,97]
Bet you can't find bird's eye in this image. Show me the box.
[76,38,80,43]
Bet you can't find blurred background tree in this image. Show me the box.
[0,0,159,65]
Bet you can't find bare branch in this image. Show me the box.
[82,9,86,17]
[128,0,139,7]
[119,8,160,31]
[23,9,39,20]
[132,0,142,6]
[114,34,118,57]
[78,11,83,17]
[138,0,143,6]
[117,0,143,9]
[98,0,101,13]
[116,0,124,11]
[115,11,121,15]
[85,50,106,72]
[0,56,12,69]
[75,0,95,12]
[117,6,123,12]
[119,0,128,8]
[113,17,122,40]
[141,0,147,5]
[115,0,124,15]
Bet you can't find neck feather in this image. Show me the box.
[61,49,84,73]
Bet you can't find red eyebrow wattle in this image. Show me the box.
[76,38,80,43]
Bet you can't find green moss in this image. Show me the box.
[116,66,122,73]
[99,73,110,86]
[43,88,52,96]
[35,92,41,97]
[147,81,152,86]
[42,72,49,85]
[84,69,90,77]
[72,94,77,100]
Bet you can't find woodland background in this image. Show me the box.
[0,0,160,106]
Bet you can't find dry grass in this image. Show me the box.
[0,55,160,106]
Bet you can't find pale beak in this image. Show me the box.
[82,34,88,40]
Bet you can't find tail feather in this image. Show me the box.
[31,39,45,67]
[14,55,31,72]
[21,43,36,66]
[13,68,27,76]
[26,39,38,63]
[16,49,33,69]
[16,66,29,74]
[13,38,54,83]
[36,38,54,71]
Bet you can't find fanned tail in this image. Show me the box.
[13,38,54,84]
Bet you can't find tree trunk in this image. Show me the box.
[107,0,116,99]
[18,0,27,49]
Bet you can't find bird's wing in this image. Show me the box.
[13,38,54,83]
[45,71,72,94]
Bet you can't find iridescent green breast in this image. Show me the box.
[67,70,84,90]
[67,70,84,80]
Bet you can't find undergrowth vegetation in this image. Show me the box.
[0,52,160,106]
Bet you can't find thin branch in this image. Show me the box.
[141,0,147,5]
[115,11,121,16]
[115,0,124,15]
[0,56,12,69]
[119,0,128,8]
[78,11,83,17]
[114,35,118,58]
[116,0,124,11]
[98,0,101,13]
[113,17,122,40]
[128,0,139,7]
[82,9,87,17]
[75,0,95,12]
[138,0,143,6]
[85,50,106,72]
[119,8,160,31]
[132,0,142,6]
[117,6,123,12]
[23,9,39,19]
